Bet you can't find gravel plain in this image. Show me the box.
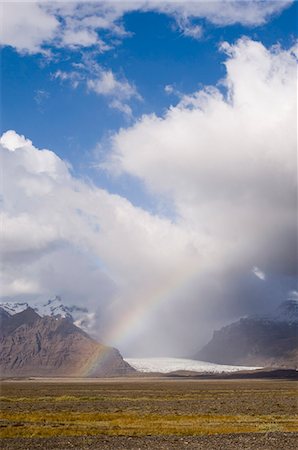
[2,433,298,450]
[1,378,297,449]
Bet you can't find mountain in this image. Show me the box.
[195,300,298,369]
[0,307,134,377]
[0,296,95,333]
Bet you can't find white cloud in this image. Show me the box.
[106,38,297,283]
[109,99,133,117]
[53,69,82,89]
[87,68,140,115]
[34,89,50,105]
[54,60,140,115]
[61,28,98,48]
[0,1,122,54]
[180,23,203,40]
[156,0,293,27]
[0,1,293,54]
[252,266,266,281]
[164,84,174,94]
[87,70,134,97]
[171,15,203,40]
[0,2,58,54]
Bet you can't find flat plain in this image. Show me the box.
[1,377,297,449]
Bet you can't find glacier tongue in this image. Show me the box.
[125,357,261,374]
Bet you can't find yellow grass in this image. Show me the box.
[1,410,297,438]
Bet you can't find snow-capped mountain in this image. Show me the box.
[0,296,95,333]
[0,301,31,316]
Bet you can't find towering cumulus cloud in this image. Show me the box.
[108,39,297,278]
[1,38,297,355]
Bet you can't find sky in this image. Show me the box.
[0,0,297,357]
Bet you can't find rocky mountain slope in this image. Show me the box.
[195,300,298,369]
[0,307,134,377]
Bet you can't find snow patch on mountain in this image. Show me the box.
[272,295,298,323]
[125,357,261,374]
[0,302,31,315]
[0,296,95,332]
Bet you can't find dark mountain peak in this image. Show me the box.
[0,306,134,377]
[1,307,41,337]
[195,301,298,369]
[13,306,41,323]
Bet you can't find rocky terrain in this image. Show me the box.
[195,300,298,368]
[3,433,298,450]
[0,307,134,377]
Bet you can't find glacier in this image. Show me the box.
[125,357,261,374]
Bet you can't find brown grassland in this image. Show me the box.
[0,378,297,449]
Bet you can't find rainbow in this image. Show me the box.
[77,261,201,376]
[104,261,200,349]
[78,345,114,377]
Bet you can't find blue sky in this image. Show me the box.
[1,1,297,355]
[2,1,296,190]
